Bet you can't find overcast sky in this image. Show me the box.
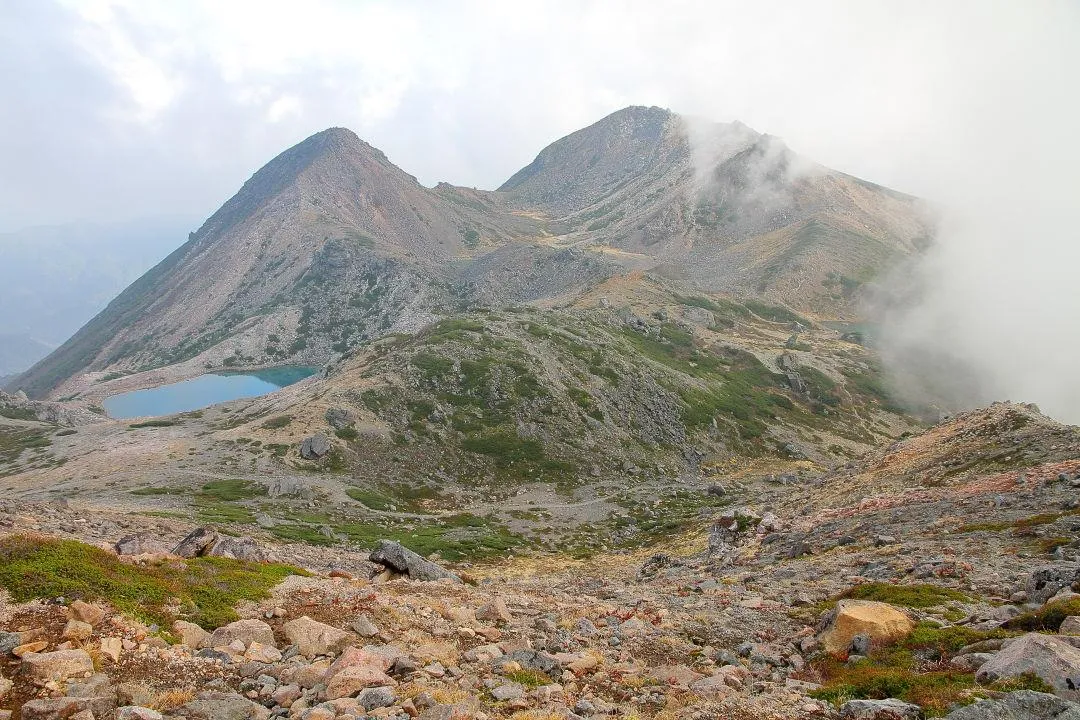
[2,0,1075,231]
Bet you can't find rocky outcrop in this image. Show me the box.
[300,433,331,460]
[944,690,1080,719]
[977,633,1080,701]
[172,527,266,561]
[369,540,461,582]
[0,389,100,426]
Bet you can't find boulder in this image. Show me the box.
[324,664,397,701]
[20,696,115,720]
[839,698,922,719]
[944,690,1080,719]
[300,433,331,460]
[369,540,460,582]
[282,616,354,657]
[114,533,171,556]
[117,708,165,720]
[172,527,219,558]
[818,600,915,655]
[1029,565,1080,605]
[22,649,95,684]
[208,619,275,650]
[1062,617,1080,635]
[476,599,512,625]
[206,536,266,562]
[173,620,212,650]
[0,675,10,701]
[977,633,1080,700]
[180,691,270,720]
[70,600,106,627]
[325,407,356,430]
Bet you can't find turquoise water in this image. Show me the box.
[103,366,317,419]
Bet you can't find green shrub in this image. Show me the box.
[261,415,293,429]
[129,419,175,428]
[838,583,970,608]
[0,535,301,629]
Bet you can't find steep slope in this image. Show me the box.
[17,108,931,401]
[14,129,547,398]
[500,106,932,315]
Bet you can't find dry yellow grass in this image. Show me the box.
[152,688,197,710]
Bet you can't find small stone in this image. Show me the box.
[356,686,396,711]
[63,619,94,641]
[13,640,48,657]
[70,601,107,627]
[351,614,380,638]
[99,637,121,663]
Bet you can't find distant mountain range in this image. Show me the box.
[0,217,193,378]
[13,106,932,399]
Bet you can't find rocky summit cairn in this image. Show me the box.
[369,539,461,582]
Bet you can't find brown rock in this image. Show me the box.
[13,640,48,657]
[208,619,274,650]
[22,649,95,685]
[323,664,397,701]
[172,620,211,649]
[63,620,94,642]
[244,641,282,663]
[98,637,121,663]
[70,601,107,627]
[282,616,354,658]
[818,600,915,655]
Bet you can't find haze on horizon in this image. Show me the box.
[2,0,1079,421]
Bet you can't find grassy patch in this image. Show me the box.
[129,419,176,428]
[743,299,807,325]
[0,407,37,421]
[504,668,552,688]
[808,622,1035,716]
[130,486,187,496]
[261,415,293,429]
[336,513,521,561]
[198,479,265,501]
[1005,596,1080,632]
[0,534,301,629]
[838,583,971,608]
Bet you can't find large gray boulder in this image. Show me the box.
[977,633,1080,701]
[839,698,922,719]
[325,407,356,430]
[369,540,460,582]
[115,532,171,556]
[945,690,1080,719]
[1029,565,1080,604]
[300,433,331,460]
[206,536,267,562]
[180,691,269,720]
[172,527,219,558]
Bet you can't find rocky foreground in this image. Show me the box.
[1,402,1080,720]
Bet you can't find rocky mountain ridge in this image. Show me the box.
[13,107,931,402]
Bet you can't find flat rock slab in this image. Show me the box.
[369,540,460,582]
[944,689,1080,719]
[977,633,1080,701]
